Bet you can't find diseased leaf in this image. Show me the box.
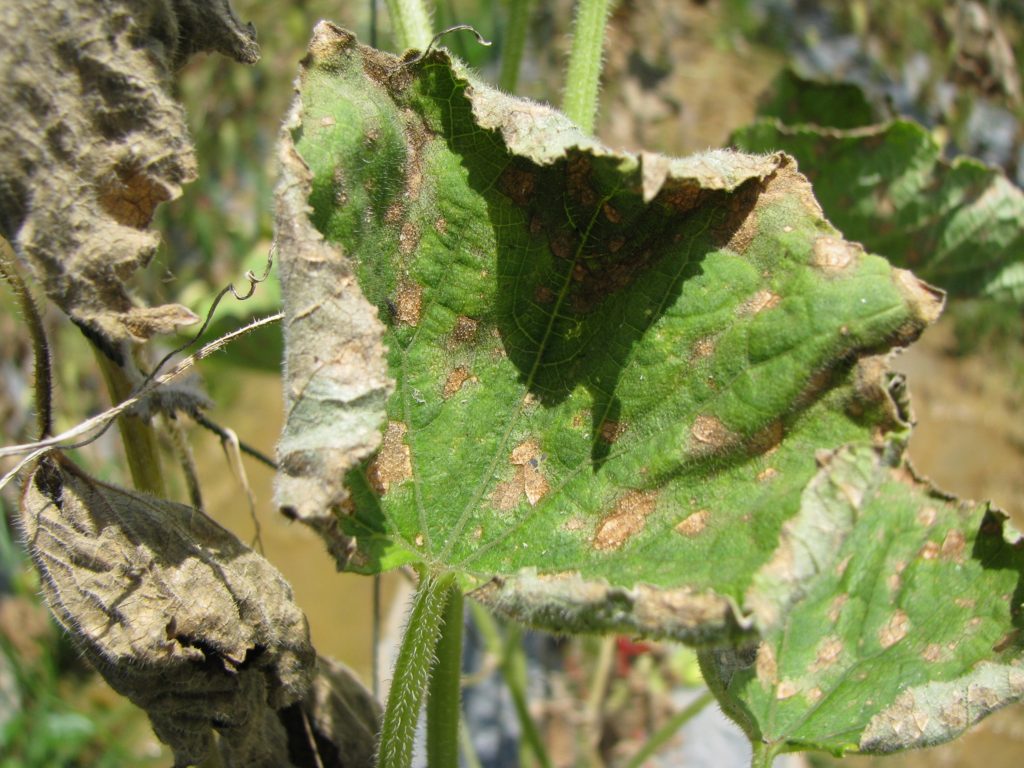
[19,455,315,767]
[273,78,394,563]
[754,69,885,130]
[732,117,1024,300]
[281,24,941,643]
[701,444,1024,757]
[0,0,258,356]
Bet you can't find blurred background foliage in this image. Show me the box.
[2,1,1023,765]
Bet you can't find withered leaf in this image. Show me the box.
[19,455,314,767]
[0,0,259,355]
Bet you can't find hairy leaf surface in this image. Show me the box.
[733,116,1024,301]
[20,455,315,767]
[280,23,941,643]
[702,445,1024,757]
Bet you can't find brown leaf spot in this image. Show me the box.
[917,507,937,526]
[395,282,422,326]
[888,572,902,592]
[593,491,658,551]
[756,467,778,482]
[756,643,777,686]
[450,315,479,344]
[827,593,848,622]
[748,421,785,456]
[534,285,556,304]
[955,597,976,609]
[564,517,586,533]
[549,230,576,259]
[442,367,474,399]
[879,610,910,649]
[384,200,404,224]
[835,555,852,577]
[675,510,709,537]
[921,644,945,662]
[812,637,843,671]
[920,541,941,560]
[660,180,701,212]
[812,236,861,272]
[498,165,535,206]
[399,221,420,255]
[472,526,484,540]
[598,420,626,444]
[690,415,736,453]
[806,687,824,703]
[993,630,1019,653]
[776,680,799,700]
[319,116,336,127]
[940,530,966,562]
[368,422,413,494]
[690,336,716,360]
[491,440,550,511]
[739,289,780,316]
[602,202,622,223]
[434,217,447,234]
[414,533,425,547]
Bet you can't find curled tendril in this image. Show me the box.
[143,245,275,387]
[401,24,492,68]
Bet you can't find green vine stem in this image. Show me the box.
[623,690,715,768]
[0,237,52,439]
[385,0,434,51]
[426,582,464,768]
[499,0,534,93]
[751,742,782,768]
[469,602,553,768]
[562,0,615,134]
[93,349,166,497]
[378,570,455,768]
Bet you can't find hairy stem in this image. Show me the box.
[378,571,454,768]
[751,742,780,768]
[385,0,434,51]
[0,237,52,439]
[562,0,615,134]
[426,583,464,768]
[623,690,715,768]
[93,349,166,497]
[499,0,534,93]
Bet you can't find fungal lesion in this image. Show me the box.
[490,439,550,511]
[592,490,658,551]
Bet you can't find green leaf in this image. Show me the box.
[732,118,1024,299]
[701,444,1024,757]
[277,23,941,643]
[755,69,884,130]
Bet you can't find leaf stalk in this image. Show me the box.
[377,570,455,768]
[562,0,616,134]
[426,583,464,768]
[385,0,434,51]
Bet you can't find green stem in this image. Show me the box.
[751,743,779,768]
[562,0,615,134]
[426,583,464,768]
[378,571,454,768]
[385,0,434,51]
[0,237,52,439]
[499,0,534,93]
[623,690,714,768]
[469,603,553,768]
[93,348,166,497]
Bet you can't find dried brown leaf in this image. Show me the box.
[19,455,313,767]
[0,0,258,354]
